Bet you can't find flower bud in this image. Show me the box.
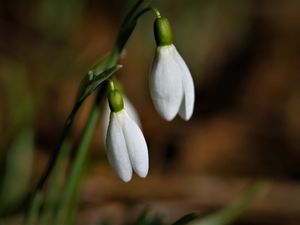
[154,17,173,46]
[108,89,124,112]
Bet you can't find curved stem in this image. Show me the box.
[55,87,105,225]
[132,7,161,23]
[121,0,145,27]
[107,79,115,91]
[29,101,81,198]
[150,7,161,18]
[27,0,155,223]
[54,51,121,225]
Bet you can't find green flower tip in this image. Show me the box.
[108,89,124,112]
[154,17,173,46]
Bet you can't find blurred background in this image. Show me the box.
[1,0,300,224]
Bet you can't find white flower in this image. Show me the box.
[102,96,141,140]
[149,44,195,121]
[106,109,148,182]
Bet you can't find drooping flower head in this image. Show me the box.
[105,82,148,182]
[150,16,195,121]
[102,95,142,140]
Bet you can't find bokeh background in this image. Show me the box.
[1,0,300,224]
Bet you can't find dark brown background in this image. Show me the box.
[0,0,300,224]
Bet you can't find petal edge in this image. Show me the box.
[106,112,132,182]
[173,47,195,120]
[121,111,149,178]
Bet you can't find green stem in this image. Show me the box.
[24,191,42,225]
[150,7,161,18]
[55,88,105,225]
[31,0,154,198]
[121,0,144,28]
[134,7,161,21]
[31,102,81,196]
[52,2,158,222]
[195,182,266,225]
[55,49,121,224]
[39,139,71,225]
[25,103,80,223]
[66,172,83,225]
[26,0,155,223]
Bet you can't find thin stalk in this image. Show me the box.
[26,0,155,223]
[24,104,79,224]
[132,7,161,23]
[30,0,154,199]
[55,49,121,224]
[31,102,81,196]
[121,0,144,28]
[194,182,267,225]
[55,88,105,225]
[24,191,42,225]
[65,160,86,225]
[39,140,70,225]
[53,1,157,222]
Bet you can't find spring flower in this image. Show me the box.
[102,95,141,140]
[106,88,148,182]
[149,16,195,121]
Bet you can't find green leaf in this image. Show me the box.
[133,208,151,225]
[133,208,164,225]
[121,0,153,29]
[90,51,113,76]
[171,213,199,225]
[24,191,42,225]
[77,65,122,103]
[116,0,154,51]
[0,129,34,213]
[54,99,103,225]
[147,214,164,225]
[38,139,71,225]
[117,21,137,51]
[133,208,165,225]
[192,182,266,225]
[25,1,155,224]
[0,62,35,216]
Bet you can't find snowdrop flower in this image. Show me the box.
[102,95,141,140]
[149,16,195,121]
[106,86,148,182]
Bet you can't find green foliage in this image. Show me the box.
[24,191,42,225]
[76,65,122,104]
[171,213,199,225]
[0,62,34,217]
[192,182,266,225]
[132,208,164,225]
[0,129,34,211]
[25,1,156,224]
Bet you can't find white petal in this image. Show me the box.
[102,96,141,141]
[173,46,195,120]
[121,110,149,178]
[106,112,132,182]
[123,96,142,128]
[150,45,183,121]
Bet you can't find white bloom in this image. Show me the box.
[106,109,148,182]
[149,44,195,121]
[102,96,141,140]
